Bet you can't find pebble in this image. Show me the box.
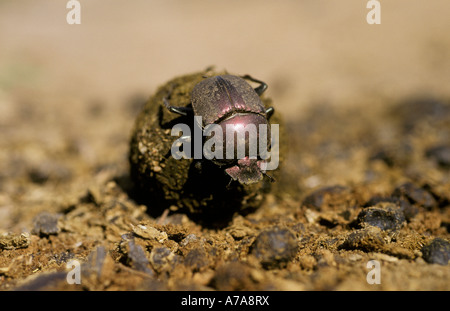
[131,224,168,243]
[119,237,153,275]
[180,234,198,247]
[250,227,298,269]
[150,246,177,272]
[82,246,108,278]
[421,238,450,266]
[347,253,363,262]
[372,253,399,262]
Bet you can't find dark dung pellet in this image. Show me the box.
[251,227,298,269]
[421,238,450,266]
[392,182,437,210]
[302,185,354,211]
[364,196,418,221]
[357,203,405,231]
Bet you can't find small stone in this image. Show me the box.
[132,225,168,243]
[372,253,399,262]
[421,238,450,265]
[347,253,363,262]
[149,246,176,272]
[304,209,320,224]
[250,227,298,269]
[425,145,450,168]
[357,203,405,232]
[82,246,109,279]
[119,237,153,275]
[138,141,148,154]
[180,234,198,247]
[183,248,209,271]
[31,212,60,237]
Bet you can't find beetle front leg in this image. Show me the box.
[163,85,193,116]
[241,74,268,96]
[163,97,193,116]
[265,107,274,119]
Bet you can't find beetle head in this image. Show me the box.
[224,157,267,185]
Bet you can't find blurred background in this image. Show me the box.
[1,0,450,230]
[1,0,450,117]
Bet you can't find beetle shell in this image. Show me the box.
[192,75,266,126]
[192,75,271,170]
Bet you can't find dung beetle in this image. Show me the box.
[163,74,275,185]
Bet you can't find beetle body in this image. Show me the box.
[164,74,274,185]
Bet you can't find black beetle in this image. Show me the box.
[163,74,275,185]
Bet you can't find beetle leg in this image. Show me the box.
[263,171,276,182]
[241,75,268,96]
[226,177,234,189]
[194,160,202,171]
[265,107,275,119]
[174,135,191,146]
[163,97,193,116]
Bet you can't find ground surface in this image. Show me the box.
[0,1,449,291]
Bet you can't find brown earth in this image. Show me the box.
[0,1,449,291]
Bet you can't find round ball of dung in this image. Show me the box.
[129,69,284,222]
